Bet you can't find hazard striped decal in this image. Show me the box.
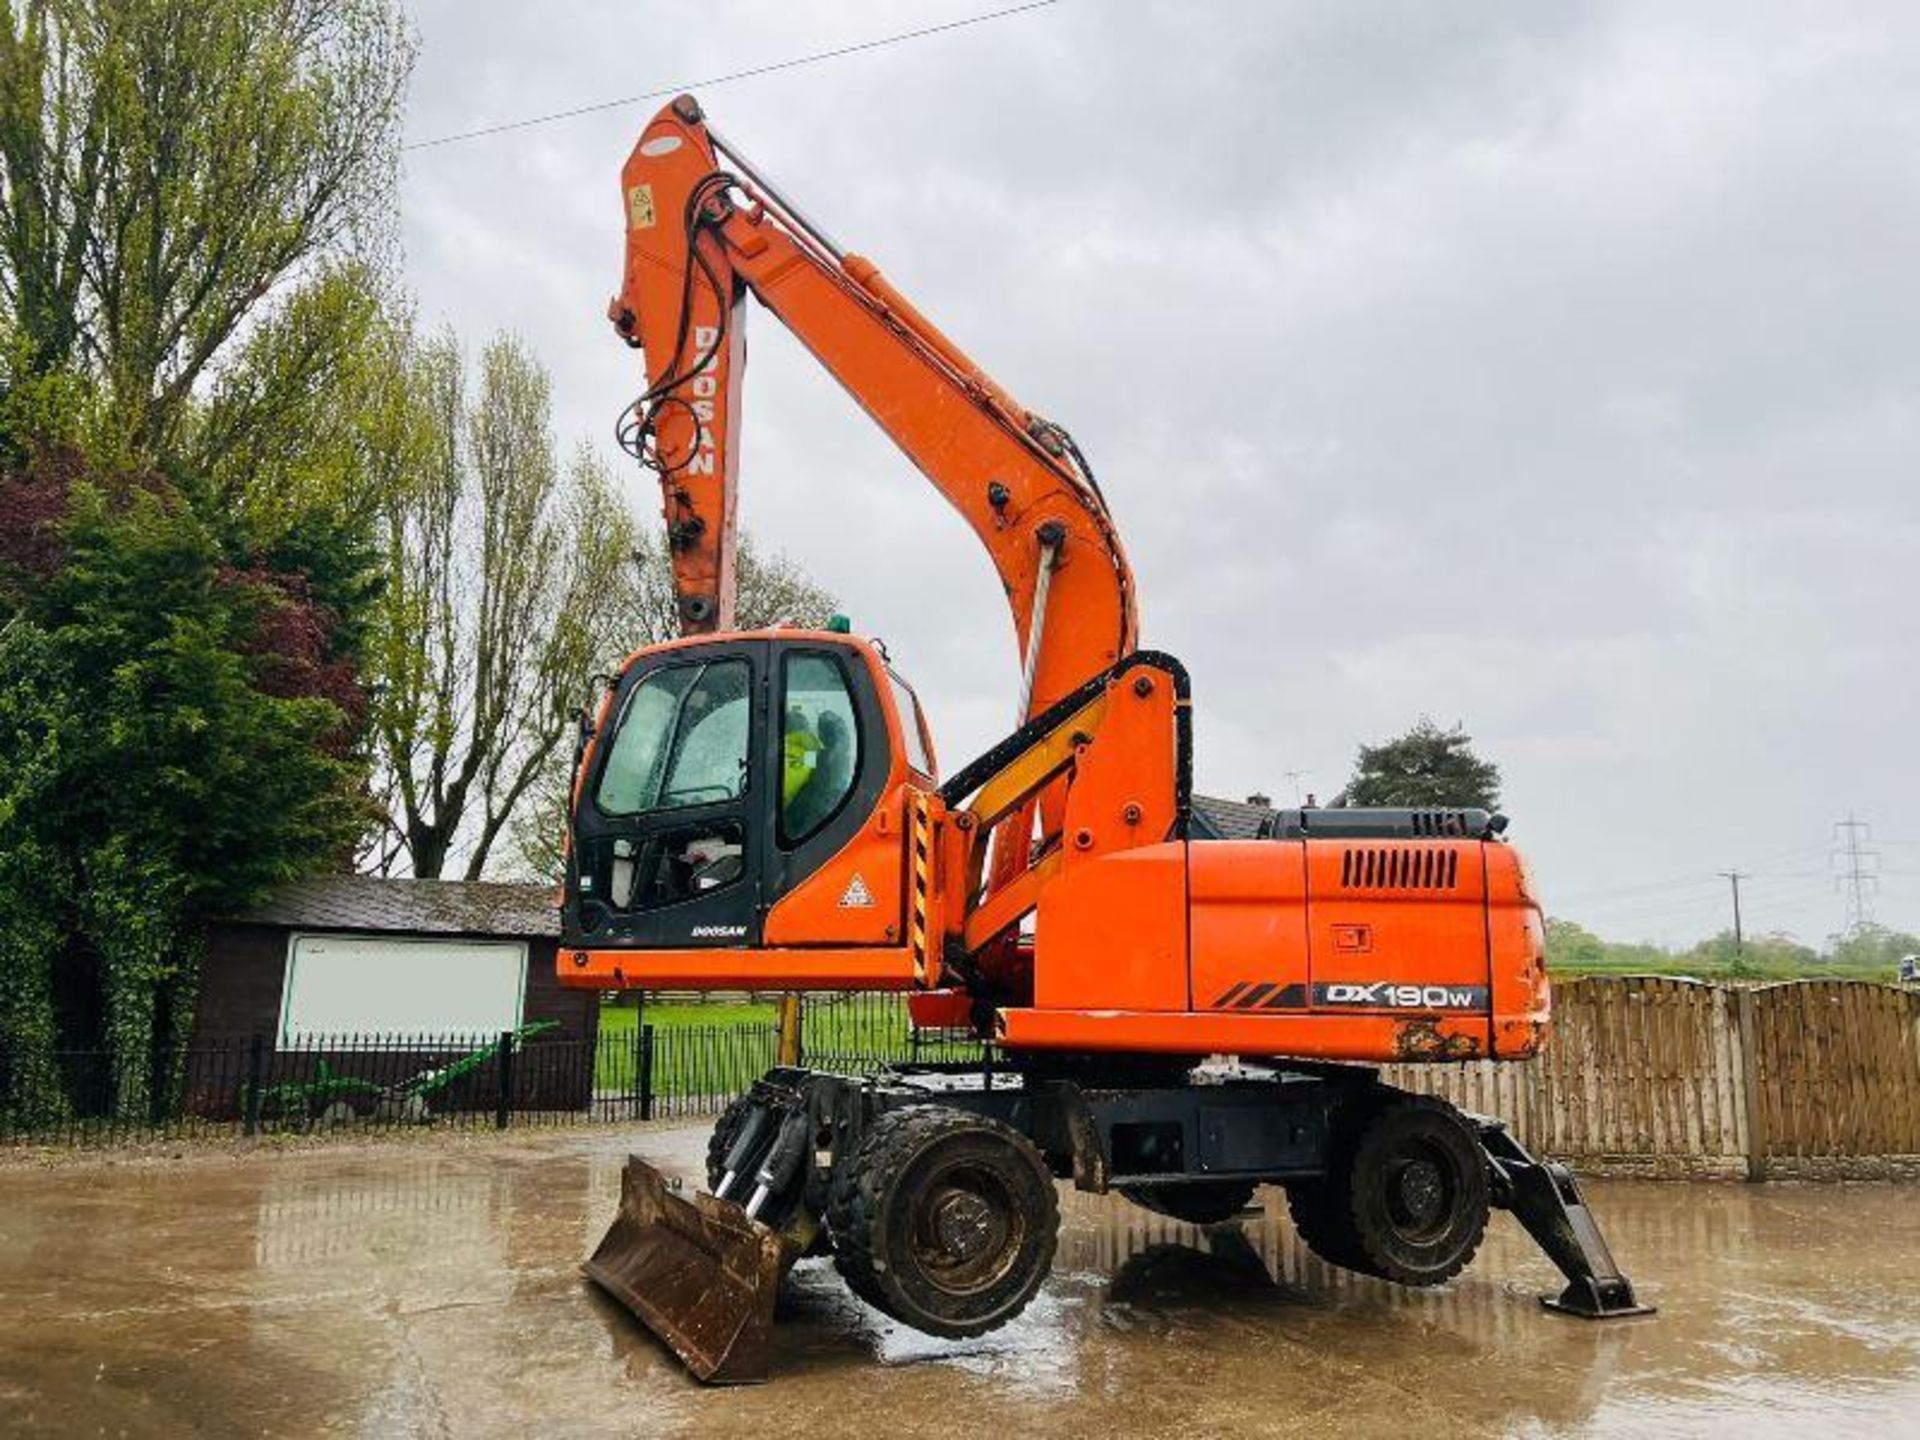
[1211,981,1308,1010]
[909,793,933,983]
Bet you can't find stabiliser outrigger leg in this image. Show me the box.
[1475,1119,1656,1320]
[584,1063,1653,1383]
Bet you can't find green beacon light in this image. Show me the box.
[825,613,852,634]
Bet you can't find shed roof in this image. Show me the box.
[1191,793,1278,840]
[233,875,559,939]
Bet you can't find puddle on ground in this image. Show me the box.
[1,1126,1916,1436]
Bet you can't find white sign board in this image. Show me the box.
[279,933,528,1044]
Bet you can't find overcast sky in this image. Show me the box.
[398,1,1919,948]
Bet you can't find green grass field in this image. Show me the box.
[598,1001,775,1034]
[591,995,983,1095]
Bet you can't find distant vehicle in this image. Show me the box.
[1900,954,1918,985]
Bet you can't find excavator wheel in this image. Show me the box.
[828,1105,1058,1338]
[1119,1181,1259,1226]
[1285,1091,1386,1275]
[1285,1179,1376,1276]
[1290,1095,1489,1287]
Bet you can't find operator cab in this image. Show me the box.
[564,628,933,950]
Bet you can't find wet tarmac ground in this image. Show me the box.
[2,1126,1916,1438]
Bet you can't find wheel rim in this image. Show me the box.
[1384,1141,1457,1242]
[907,1160,1025,1296]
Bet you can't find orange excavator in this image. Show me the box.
[563,95,1650,1382]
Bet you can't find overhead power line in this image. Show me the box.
[1736,841,1836,870]
[1551,874,1723,906]
[1560,871,1838,932]
[404,0,1066,152]
[1551,842,1834,909]
[1568,896,1735,929]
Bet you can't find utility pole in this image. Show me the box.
[1719,870,1748,958]
[1832,813,1879,936]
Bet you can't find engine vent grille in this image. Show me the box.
[1409,810,1475,838]
[1340,846,1460,890]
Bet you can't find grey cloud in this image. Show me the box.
[399,0,1920,944]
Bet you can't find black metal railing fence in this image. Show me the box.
[0,991,991,1146]
[1,1028,624,1145]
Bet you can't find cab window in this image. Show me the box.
[596,659,750,816]
[888,670,934,777]
[781,653,860,843]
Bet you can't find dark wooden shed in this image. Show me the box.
[200,875,588,1044]
[190,876,596,1117]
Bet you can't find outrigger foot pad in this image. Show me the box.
[1473,1120,1656,1320]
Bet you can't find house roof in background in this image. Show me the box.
[233,875,560,939]
[1191,793,1278,840]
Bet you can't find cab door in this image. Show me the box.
[568,640,768,948]
[760,640,905,947]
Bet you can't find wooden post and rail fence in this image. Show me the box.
[601,977,1920,1176]
[9,977,1913,1158]
[1385,976,1920,1179]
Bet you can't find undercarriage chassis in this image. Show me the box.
[585,1059,1652,1382]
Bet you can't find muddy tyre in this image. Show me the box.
[1285,1179,1374,1274]
[1292,1096,1488,1286]
[1286,1092,1384,1274]
[1120,1181,1258,1225]
[829,1105,1058,1338]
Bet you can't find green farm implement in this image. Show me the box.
[252,1020,560,1127]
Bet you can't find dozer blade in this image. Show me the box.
[583,1156,788,1384]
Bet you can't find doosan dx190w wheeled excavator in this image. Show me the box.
[560,95,1651,1383]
